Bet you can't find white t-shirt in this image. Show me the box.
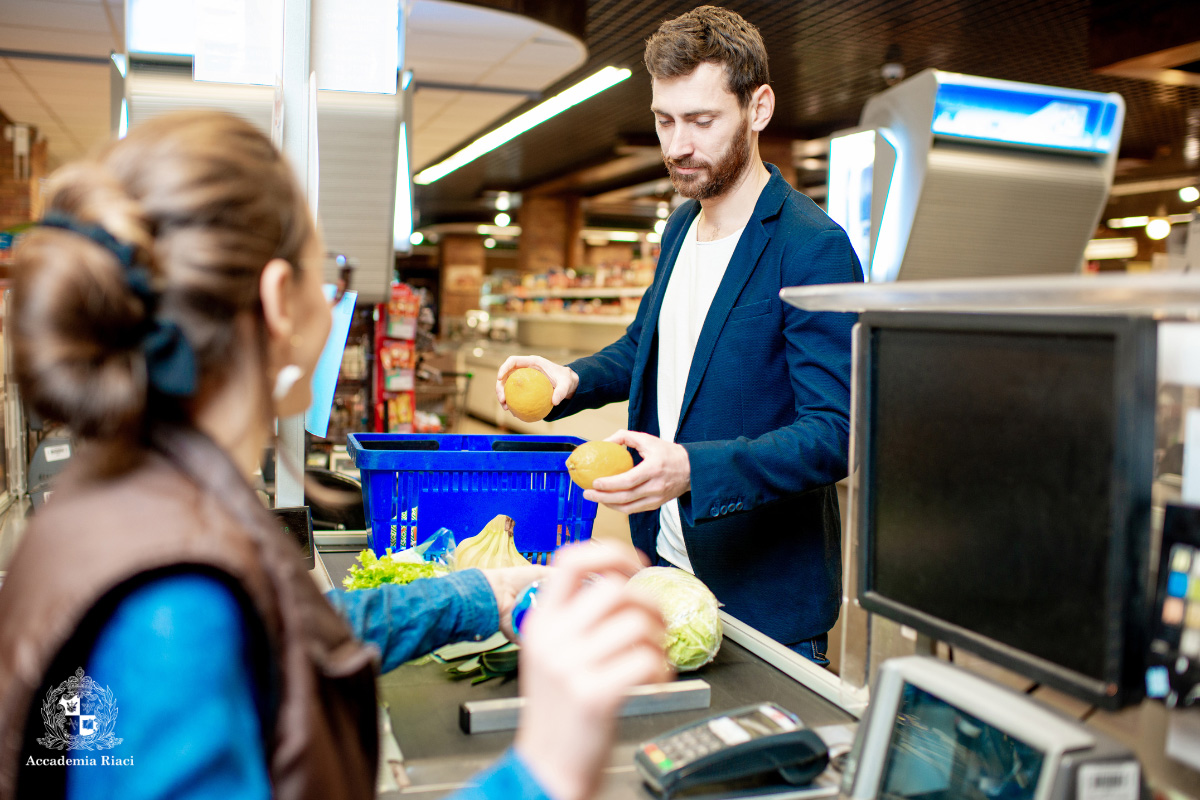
[656,215,746,572]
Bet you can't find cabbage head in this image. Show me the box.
[627,567,722,671]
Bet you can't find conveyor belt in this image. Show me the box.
[321,549,857,798]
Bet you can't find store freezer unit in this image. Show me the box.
[827,69,1124,283]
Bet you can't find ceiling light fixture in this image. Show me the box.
[1083,237,1137,260]
[410,231,424,246]
[494,212,511,227]
[484,237,496,249]
[414,66,633,185]
[393,121,413,250]
[496,192,511,212]
[1145,218,1171,240]
[582,229,641,242]
[654,219,666,235]
[1105,216,1150,229]
[1181,186,1200,204]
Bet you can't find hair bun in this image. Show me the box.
[14,163,155,440]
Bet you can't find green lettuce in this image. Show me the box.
[342,548,450,590]
[627,567,723,671]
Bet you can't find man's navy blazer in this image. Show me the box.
[550,163,864,643]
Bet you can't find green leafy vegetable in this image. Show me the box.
[627,567,723,672]
[342,548,450,590]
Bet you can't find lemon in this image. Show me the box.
[504,368,554,422]
[566,441,634,490]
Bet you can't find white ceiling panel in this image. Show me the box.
[0,27,113,56]
[411,88,525,169]
[0,0,586,201]
[405,0,585,175]
[484,63,567,88]
[407,0,546,40]
[505,38,587,70]
[0,58,109,168]
[2,0,112,32]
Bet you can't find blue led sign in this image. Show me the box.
[931,77,1120,154]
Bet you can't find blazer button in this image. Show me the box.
[735,502,743,511]
[719,504,728,515]
[711,505,720,517]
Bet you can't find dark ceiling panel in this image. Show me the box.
[415,0,1200,221]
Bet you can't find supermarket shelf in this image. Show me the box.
[486,286,648,300]
[512,313,636,325]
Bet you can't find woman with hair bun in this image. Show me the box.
[0,110,668,800]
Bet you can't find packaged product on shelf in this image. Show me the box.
[380,392,414,433]
[386,283,420,339]
[379,340,416,391]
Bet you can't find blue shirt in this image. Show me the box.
[67,570,550,800]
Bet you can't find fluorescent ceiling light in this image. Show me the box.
[1105,216,1149,229]
[393,122,413,250]
[477,225,521,237]
[1084,237,1136,260]
[414,66,632,185]
[581,229,640,242]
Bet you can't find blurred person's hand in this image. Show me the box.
[514,543,670,800]
[586,429,691,515]
[480,565,553,641]
[495,356,579,410]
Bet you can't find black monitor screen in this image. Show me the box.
[860,314,1154,705]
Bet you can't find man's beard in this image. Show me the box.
[663,117,752,201]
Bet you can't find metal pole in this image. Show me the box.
[275,0,313,509]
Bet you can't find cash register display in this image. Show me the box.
[879,683,1045,800]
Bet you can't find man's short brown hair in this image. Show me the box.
[644,5,769,107]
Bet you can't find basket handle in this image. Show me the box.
[491,441,577,453]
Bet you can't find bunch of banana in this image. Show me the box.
[454,514,532,570]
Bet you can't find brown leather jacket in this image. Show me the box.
[0,426,379,799]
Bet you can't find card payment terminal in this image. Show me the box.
[635,703,829,798]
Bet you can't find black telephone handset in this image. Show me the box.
[634,703,829,798]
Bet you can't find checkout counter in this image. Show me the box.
[319,546,860,799]
[319,542,1148,800]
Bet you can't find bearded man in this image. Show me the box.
[496,5,864,662]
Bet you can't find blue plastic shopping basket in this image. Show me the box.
[346,433,597,563]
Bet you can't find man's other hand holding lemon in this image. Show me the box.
[585,430,691,515]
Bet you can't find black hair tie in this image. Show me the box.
[39,211,198,398]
